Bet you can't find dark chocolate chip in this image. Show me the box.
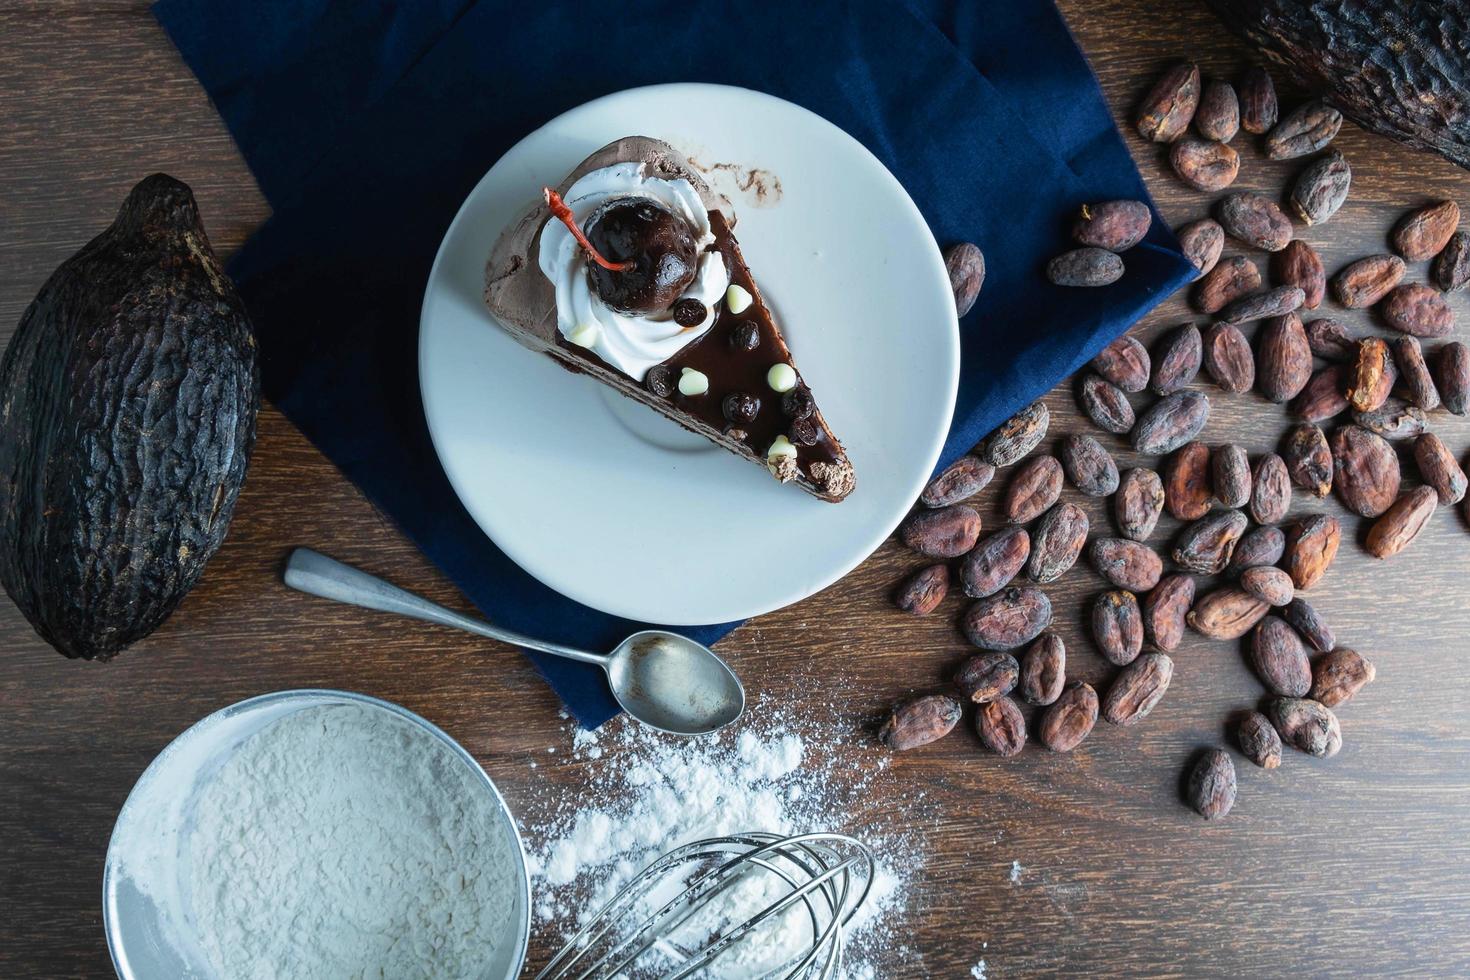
[672,298,706,327]
[730,321,760,351]
[789,417,819,446]
[646,365,675,398]
[723,392,761,424]
[782,385,815,420]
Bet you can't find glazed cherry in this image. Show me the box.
[545,188,700,314]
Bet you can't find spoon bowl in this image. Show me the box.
[606,631,745,736]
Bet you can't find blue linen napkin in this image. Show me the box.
[153,0,1194,727]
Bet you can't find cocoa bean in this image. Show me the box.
[1391,200,1460,261]
[963,586,1053,650]
[1227,525,1286,577]
[1143,574,1195,652]
[1048,248,1124,287]
[1284,514,1341,589]
[1310,649,1376,708]
[960,526,1032,599]
[1288,150,1350,227]
[1004,455,1064,525]
[900,504,982,558]
[956,651,1020,703]
[1136,61,1200,142]
[1265,100,1342,159]
[1256,312,1312,403]
[1238,65,1278,135]
[1192,255,1262,314]
[1039,681,1099,752]
[1188,587,1270,639]
[1283,597,1336,653]
[1176,218,1225,277]
[1241,566,1294,606]
[1202,322,1255,393]
[1115,467,1165,542]
[1439,342,1470,415]
[1165,440,1215,521]
[982,401,1049,466]
[895,564,949,616]
[1061,433,1119,497]
[1366,485,1437,559]
[1381,283,1455,338]
[1196,79,1240,141]
[1331,254,1405,308]
[920,455,995,507]
[1414,432,1468,504]
[1103,652,1174,726]
[1152,323,1202,395]
[1212,444,1252,509]
[1187,749,1237,819]
[976,696,1027,757]
[1092,335,1150,392]
[1216,192,1292,251]
[1353,398,1427,440]
[1074,200,1152,252]
[1219,285,1305,325]
[1092,590,1144,666]
[1304,318,1357,361]
[1090,537,1163,592]
[1250,453,1293,524]
[1346,337,1396,412]
[1432,230,1470,292]
[1133,390,1211,455]
[1170,137,1239,191]
[945,242,986,318]
[1250,615,1312,697]
[1391,336,1440,411]
[1078,373,1135,435]
[1271,240,1326,309]
[1290,365,1350,423]
[1173,509,1248,574]
[879,695,962,751]
[1238,711,1282,769]
[1268,697,1342,758]
[1029,502,1090,584]
[1282,422,1333,498]
[1019,634,1066,706]
[1330,425,1400,517]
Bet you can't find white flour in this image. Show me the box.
[186,704,517,979]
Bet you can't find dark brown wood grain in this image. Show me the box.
[2,1,1468,976]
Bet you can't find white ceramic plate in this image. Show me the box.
[420,84,958,624]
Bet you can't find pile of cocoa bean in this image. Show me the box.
[881,60,1468,822]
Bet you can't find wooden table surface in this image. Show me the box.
[3,2,1468,976]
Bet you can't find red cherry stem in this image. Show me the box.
[543,187,634,272]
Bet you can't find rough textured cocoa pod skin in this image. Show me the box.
[1269,697,1342,758]
[1241,565,1294,606]
[1432,230,1470,292]
[1092,335,1150,392]
[1133,390,1211,455]
[1415,432,1468,504]
[962,586,1053,650]
[1353,398,1428,440]
[1143,574,1195,652]
[1219,285,1305,325]
[1366,485,1437,559]
[1227,525,1286,577]
[945,242,985,318]
[1039,681,1099,752]
[1115,467,1165,541]
[1173,509,1248,574]
[960,526,1031,599]
[1216,192,1292,251]
[1238,65,1278,134]
[879,695,962,751]
[1137,61,1201,142]
[1250,453,1292,524]
[895,564,949,615]
[1331,254,1405,308]
[1090,538,1164,592]
[1438,341,1470,415]
[1212,444,1252,509]
[1102,652,1174,726]
[1028,502,1090,584]
[1331,425,1400,517]
[955,651,1021,703]
[1272,240,1326,309]
[1202,322,1255,393]
[1310,649,1376,708]
[1176,219,1225,277]
[1256,312,1313,402]
[1288,151,1350,227]
[1283,597,1336,653]
[1290,365,1349,423]
[1346,337,1396,412]
[1048,248,1125,287]
[1193,255,1262,314]
[1004,455,1064,525]
[1239,711,1282,769]
[1073,200,1152,252]
[1250,615,1313,697]
[976,696,1027,757]
[1188,587,1270,640]
[1019,634,1066,706]
[1381,283,1455,338]
[1170,137,1240,191]
[1092,589,1144,666]
[1392,336,1440,411]
[1197,79,1241,141]
[1078,373,1135,435]
[1152,323,1203,395]
[982,402,1049,466]
[900,505,982,558]
[1165,441,1214,520]
[920,455,995,507]
[1303,318,1357,361]
[1284,514,1341,589]
[1282,422,1333,497]
[1061,433,1119,497]
[1392,200,1460,261]
[1187,749,1237,819]
[1265,100,1343,159]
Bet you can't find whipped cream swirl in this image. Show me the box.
[538,162,729,380]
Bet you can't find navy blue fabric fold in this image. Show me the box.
[153,0,1194,727]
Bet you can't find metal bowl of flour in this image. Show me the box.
[103,689,531,979]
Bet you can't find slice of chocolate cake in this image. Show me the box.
[483,136,854,502]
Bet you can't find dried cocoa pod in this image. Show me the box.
[1439,341,1470,415]
[1019,634,1066,706]
[960,526,1032,599]
[1432,230,1470,292]
[1004,455,1064,525]
[1115,467,1165,542]
[955,651,1021,703]
[1173,509,1248,575]
[1151,324,1202,396]
[1039,681,1099,752]
[879,695,962,751]
[894,564,949,615]
[1347,336,1397,413]
[1102,652,1174,726]
[1192,255,1261,314]
[1170,137,1240,191]
[1061,433,1119,497]
[1212,444,1252,509]
[1137,61,1201,142]
[1330,425,1400,518]
[1414,432,1468,504]
[1187,749,1237,819]
[1028,502,1089,584]
[1238,65,1278,135]
[1282,423,1333,498]
[1282,597,1335,653]
[920,455,995,507]
[1256,312,1312,403]
[1241,565,1294,606]
[1176,218,1225,277]
[1265,100,1342,159]
[1250,615,1312,697]
[1381,283,1455,338]
[1227,525,1286,577]
[1392,336,1440,411]
[945,242,985,318]
[1216,192,1292,251]
[1133,390,1211,455]
[1188,587,1270,640]
[1331,254,1405,308]
[1353,398,1427,440]
[1165,441,1214,521]
[1290,365,1350,423]
[1074,200,1152,252]
[1271,240,1326,310]
[1366,485,1437,559]
[1090,537,1163,592]
[1196,79,1240,141]
[1288,151,1350,227]
[1219,285,1305,325]
[900,504,982,558]
[1284,514,1341,589]
[1048,248,1124,287]
[1238,711,1282,769]
[1143,573,1194,652]
[962,586,1054,651]
[1202,322,1254,393]
[1092,335,1150,392]
[975,696,1027,757]
[1078,373,1135,435]
[1268,697,1341,758]
[982,401,1049,466]
[1310,649,1376,708]
[1250,453,1292,525]
[1092,590,1144,666]
[1304,318,1357,361]
[1391,200,1460,262]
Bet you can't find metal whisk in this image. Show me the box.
[537,832,876,980]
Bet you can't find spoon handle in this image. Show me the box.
[283,548,607,666]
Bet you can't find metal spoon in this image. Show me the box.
[282,548,745,736]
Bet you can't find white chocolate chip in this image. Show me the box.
[725,283,753,315]
[766,362,798,393]
[766,435,799,480]
[677,367,710,396]
[567,322,599,348]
